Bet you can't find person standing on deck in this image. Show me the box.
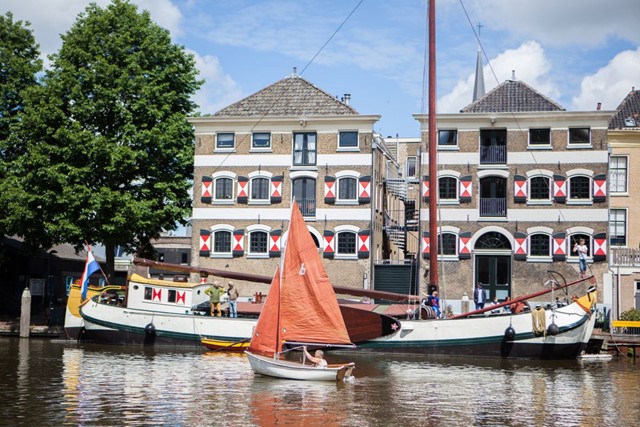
[474,283,486,310]
[227,282,239,318]
[205,281,224,317]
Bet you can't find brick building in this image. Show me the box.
[188,70,388,296]
[413,76,612,304]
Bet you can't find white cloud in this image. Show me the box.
[438,41,558,113]
[571,47,640,111]
[469,0,640,47]
[190,52,244,115]
[1,0,183,61]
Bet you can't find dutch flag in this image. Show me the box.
[80,249,101,300]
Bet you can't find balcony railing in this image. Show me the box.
[479,198,507,217]
[297,198,316,217]
[610,247,640,267]
[480,146,507,164]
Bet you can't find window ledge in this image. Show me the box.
[527,200,552,206]
[337,147,360,152]
[250,148,272,153]
[527,145,552,150]
[437,255,459,262]
[213,200,234,205]
[248,200,271,205]
[211,253,233,259]
[478,217,508,222]
[290,165,318,171]
[526,256,553,263]
[335,200,359,206]
[438,200,460,206]
[610,192,629,197]
[567,144,592,149]
[437,146,459,151]
[247,254,269,259]
[334,254,358,260]
[214,148,236,153]
[478,164,509,170]
[566,200,593,206]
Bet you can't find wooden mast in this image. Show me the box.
[428,0,438,290]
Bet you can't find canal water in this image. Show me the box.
[1,337,639,426]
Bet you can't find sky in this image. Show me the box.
[2,0,640,138]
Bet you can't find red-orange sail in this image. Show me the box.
[247,201,352,356]
[247,267,281,356]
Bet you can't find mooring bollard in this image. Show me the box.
[20,287,31,338]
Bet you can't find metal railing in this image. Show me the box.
[479,198,507,217]
[297,198,316,217]
[480,145,507,164]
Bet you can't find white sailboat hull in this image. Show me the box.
[359,297,596,359]
[245,351,354,381]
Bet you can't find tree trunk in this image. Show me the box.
[105,242,115,281]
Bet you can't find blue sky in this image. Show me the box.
[3,0,640,137]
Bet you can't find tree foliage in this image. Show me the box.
[5,0,202,274]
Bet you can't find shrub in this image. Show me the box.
[620,308,640,322]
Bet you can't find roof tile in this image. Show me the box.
[461,79,565,113]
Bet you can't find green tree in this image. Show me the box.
[0,12,42,244]
[6,0,202,275]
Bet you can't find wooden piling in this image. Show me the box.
[20,287,31,338]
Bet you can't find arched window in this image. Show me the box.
[338,176,357,201]
[214,177,233,201]
[336,231,357,256]
[213,230,232,255]
[248,230,268,256]
[529,233,550,257]
[439,177,458,201]
[529,176,550,201]
[474,232,511,250]
[569,176,591,201]
[439,232,457,255]
[250,177,270,201]
[569,233,591,258]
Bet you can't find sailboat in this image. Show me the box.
[245,201,356,381]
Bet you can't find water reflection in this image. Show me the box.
[1,338,639,426]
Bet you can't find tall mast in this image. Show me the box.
[428,0,438,290]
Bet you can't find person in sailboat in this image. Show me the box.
[302,346,328,368]
[226,281,239,318]
[428,290,441,318]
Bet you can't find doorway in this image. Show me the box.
[475,255,511,301]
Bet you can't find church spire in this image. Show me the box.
[472,23,485,102]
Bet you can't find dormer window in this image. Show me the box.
[624,117,637,127]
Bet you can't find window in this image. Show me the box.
[252,132,271,149]
[181,253,188,264]
[338,177,357,201]
[249,231,268,255]
[610,209,627,246]
[569,128,590,145]
[216,133,234,149]
[293,132,317,166]
[529,128,550,145]
[339,131,358,148]
[250,177,270,201]
[529,234,550,257]
[337,232,356,255]
[569,176,590,200]
[406,157,417,178]
[609,156,628,193]
[480,129,507,164]
[529,176,550,200]
[438,130,457,146]
[439,177,457,200]
[439,233,457,255]
[168,290,177,303]
[213,230,232,254]
[570,234,591,257]
[144,287,152,300]
[214,177,233,200]
[158,252,165,262]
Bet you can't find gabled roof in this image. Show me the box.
[609,88,640,129]
[214,73,358,117]
[461,79,565,113]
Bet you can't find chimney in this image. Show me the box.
[597,102,601,111]
[343,93,351,105]
[511,70,516,81]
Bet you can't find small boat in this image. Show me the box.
[201,337,250,352]
[577,353,613,361]
[245,201,356,381]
